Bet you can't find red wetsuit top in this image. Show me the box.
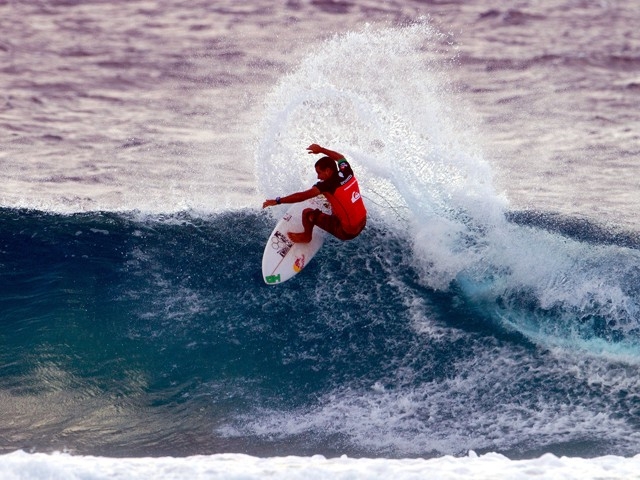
[315,158,367,235]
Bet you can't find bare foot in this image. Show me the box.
[287,231,312,243]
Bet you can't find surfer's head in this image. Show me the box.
[315,157,337,181]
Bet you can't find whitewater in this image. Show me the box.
[1,1,640,479]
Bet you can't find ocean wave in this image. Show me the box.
[3,10,640,461]
[1,208,640,458]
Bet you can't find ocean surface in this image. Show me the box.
[1,0,640,478]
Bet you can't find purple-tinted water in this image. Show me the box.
[1,1,638,228]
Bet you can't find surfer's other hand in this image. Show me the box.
[307,144,322,155]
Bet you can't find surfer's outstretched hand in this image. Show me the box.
[307,144,323,155]
[306,144,343,161]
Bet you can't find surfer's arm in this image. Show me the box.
[262,186,321,208]
[307,144,344,161]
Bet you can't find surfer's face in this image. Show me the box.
[315,166,334,181]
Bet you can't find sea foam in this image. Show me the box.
[2,450,640,480]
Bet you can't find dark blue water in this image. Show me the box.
[2,208,639,459]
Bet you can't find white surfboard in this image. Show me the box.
[262,196,332,285]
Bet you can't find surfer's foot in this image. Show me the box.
[287,231,311,243]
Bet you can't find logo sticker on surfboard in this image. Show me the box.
[293,254,306,273]
[271,231,293,258]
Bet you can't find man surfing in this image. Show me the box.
[262,144,367,243]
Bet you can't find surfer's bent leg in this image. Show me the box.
[311,210,346,240]
[314,211,365,241]
[287,208,318,244]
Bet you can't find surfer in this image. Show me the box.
[262,144,367,243]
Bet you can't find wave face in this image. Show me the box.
[1,206,639,459]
